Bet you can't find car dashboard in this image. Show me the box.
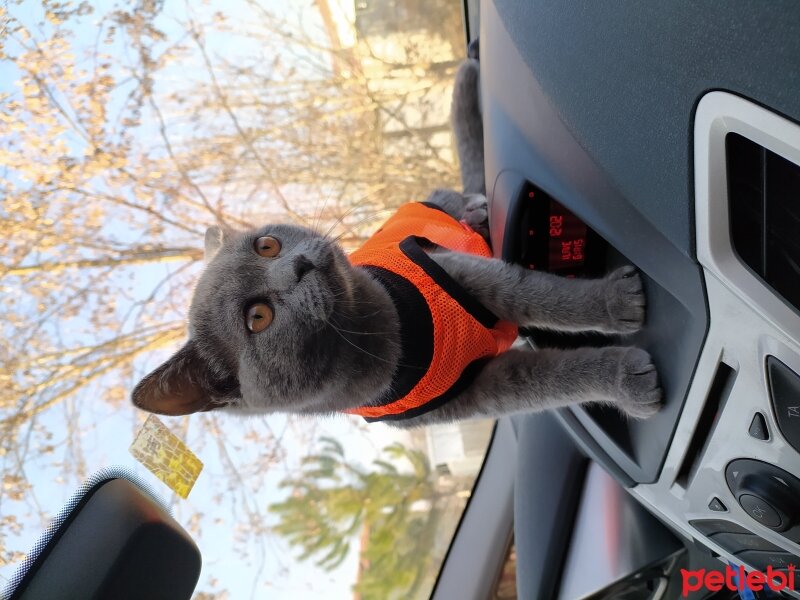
[479,0,800,597]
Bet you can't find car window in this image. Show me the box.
[0,1,495,598]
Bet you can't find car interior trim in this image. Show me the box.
[629,92,800,594]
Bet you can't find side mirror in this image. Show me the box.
[4,468,201,600]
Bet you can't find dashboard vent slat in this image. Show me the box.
[727,133,800,311]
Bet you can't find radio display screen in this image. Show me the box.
[547,200,588,271]
[515,183,602,277]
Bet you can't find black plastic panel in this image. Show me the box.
[767,356,800,456]
[502,180,605,277]
[690,519,753,537]
[734,550,799,571]
[690,522,788,556]
[710,532,784,555]
[728,133,800,312]
[482,0,709,484]
[11,479,200,600]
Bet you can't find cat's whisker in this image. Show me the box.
[328,316,392,335]
[332,309,385,322]
[336,306,383,314]
[329,290,384,310]
[330,294,382,307]
[326,321,424,370]
[330,291,375,303]
[329,326,391,335]
[321,202,368,239]
[312,189,341,234]
[331,224,372,245]
[322,191,389,240]
[326,322,397,365]
[328,208,394,244]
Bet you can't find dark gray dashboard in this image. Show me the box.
[481,0,800,594]
[482,0,710,486]
[490,1,800,256]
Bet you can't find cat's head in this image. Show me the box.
[131,223,397,417]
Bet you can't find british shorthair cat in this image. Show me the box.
[131,59,662,426]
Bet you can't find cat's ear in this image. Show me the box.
[204,226,225,263]
[131,341,214,416]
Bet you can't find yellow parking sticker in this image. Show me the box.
[130,414,203,499]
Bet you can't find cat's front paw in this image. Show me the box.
[614,348,662,419]
[602,266,646,334]
[463,194,489,242]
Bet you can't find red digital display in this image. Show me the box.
[519,185,599,277]
[547,200,588,271]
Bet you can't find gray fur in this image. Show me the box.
[131,59,662,425]
[423,188,489,242]
[396,347,661,428]
[428,254,645,335]
[132,223,402,417]
[452,59,485,195]
[131,216,661,423]
[397,258,661,427]
[461,194,489,240]
[204,226,225,263]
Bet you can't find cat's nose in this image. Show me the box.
[293,255,315,282]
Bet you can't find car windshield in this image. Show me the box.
[0,1,494,598]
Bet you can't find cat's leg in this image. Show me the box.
[461,194,489,240]
[421,188,489,242]
[430,251,644,334]
[422,188,473,220]
[452,58,485,195]
[393,346,662,427]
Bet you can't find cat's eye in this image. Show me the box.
[254,236,281,257]
[245,303,273,333]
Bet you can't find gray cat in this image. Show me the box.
[131,60,662,426]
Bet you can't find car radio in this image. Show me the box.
[510,182,605,278]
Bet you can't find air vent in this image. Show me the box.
[727,132,800,311]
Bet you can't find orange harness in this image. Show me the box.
[345,202,518,422]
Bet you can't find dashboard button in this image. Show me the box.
[748,412,769,440]
[740,494,782,528]
[710,532,784,554]
[735,550,799,571]
[726,459,799,532]
[766,356,800,453]
[690,519,752,536]
[708,497,727,512]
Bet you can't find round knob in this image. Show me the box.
[736,474,796,531]
[739,494,783,528]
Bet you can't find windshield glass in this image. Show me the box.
[0,1,493,598]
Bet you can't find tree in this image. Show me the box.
[270,437,445,600]
[0,0,466,594]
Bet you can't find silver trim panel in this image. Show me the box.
[630,91,800,596]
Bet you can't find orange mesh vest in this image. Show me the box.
[345,202,518,422]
